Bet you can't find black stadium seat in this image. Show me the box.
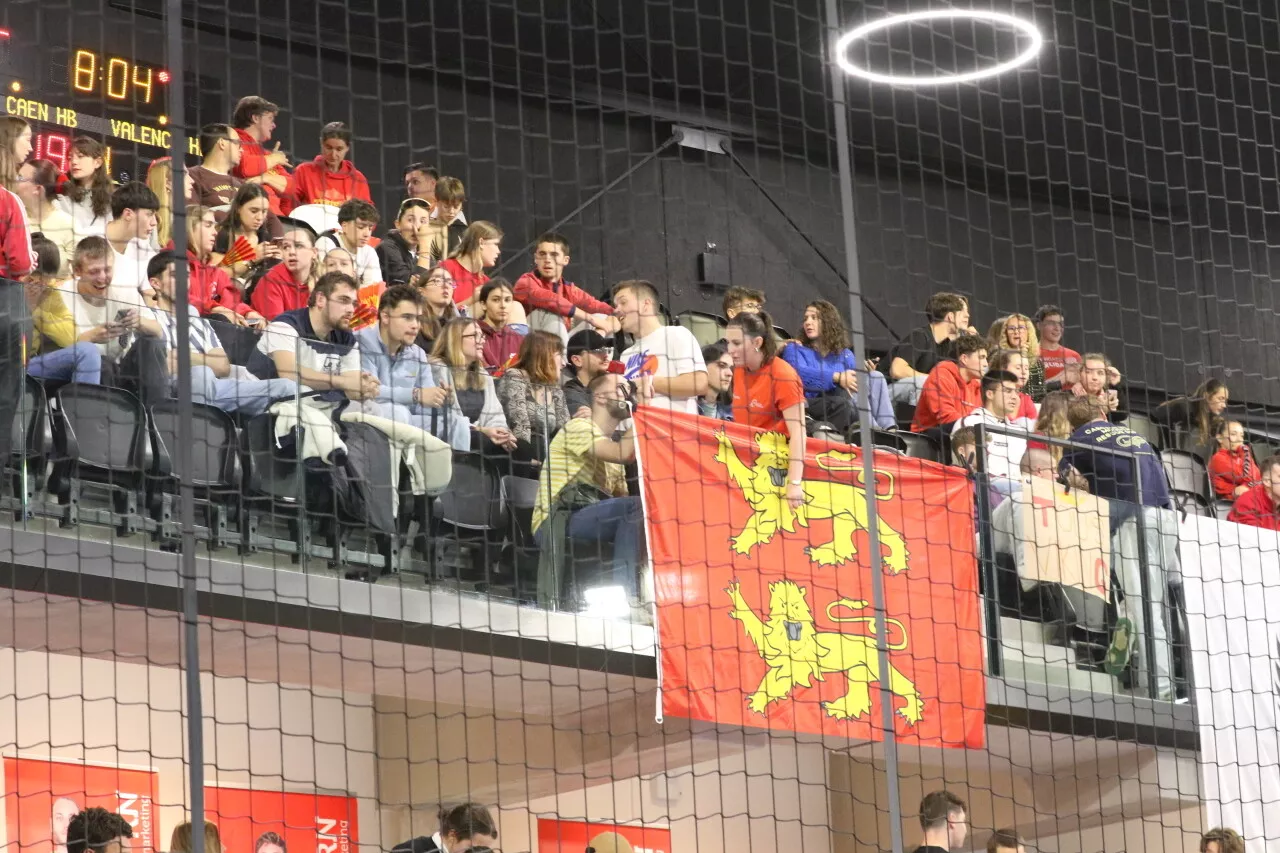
[48,384,161,536]
[5,377,54,515]
[149,401,244,550]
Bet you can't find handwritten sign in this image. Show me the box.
[1021,476,1110,601]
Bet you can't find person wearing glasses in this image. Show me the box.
[412,263,461,353]
[249,271,379,407]
[562,329,614,416]
[430,317,517,451]
[355,284,470,450]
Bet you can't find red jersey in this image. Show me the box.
[232,128,296,215]
[1228,483,1280,531]
[0,189,34,279]
[732,357,806,432]
[1039,344,1081,382]
[440,258,488,306]
[1209,445,1261,501]
[511,271,612,323]
[291,157,372,208]
[188,251,253,317]
[251,262,311,320]
[912,361,982,432]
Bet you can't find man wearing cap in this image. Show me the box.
[563,328,614,415]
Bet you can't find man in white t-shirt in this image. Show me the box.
[59,236,161,367]
[955,368,1029,488]
[102,182,159,303]
[614,279,706,415]
[248,271,379,407]
[314,198,381,286]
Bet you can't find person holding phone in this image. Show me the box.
[58,236,162,379]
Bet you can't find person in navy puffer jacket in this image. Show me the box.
[780,300,896,431]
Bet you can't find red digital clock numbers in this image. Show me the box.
[34,132,110,175]
[72,49,165,105]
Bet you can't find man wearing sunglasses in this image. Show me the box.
[562,328,615,416]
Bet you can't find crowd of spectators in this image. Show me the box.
[1,95,1279,629]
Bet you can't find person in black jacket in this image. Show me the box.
[1151,378,1229,459]
[391,804,497,853]
[377,198,437,285]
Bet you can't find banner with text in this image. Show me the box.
[2,757,159,853]
[203,786,358,853]
[537,818,672,853]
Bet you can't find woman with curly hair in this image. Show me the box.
[988,312,1044,401]
[780,299,895,431]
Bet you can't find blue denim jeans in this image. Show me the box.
[27,342,102,384]
[537,495,646,597]
[187,366,299,417]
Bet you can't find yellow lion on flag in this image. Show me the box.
[713,429,909,573]
[726,579,924,725]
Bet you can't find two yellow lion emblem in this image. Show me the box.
[714,430,910,572]
[727,579,924,725]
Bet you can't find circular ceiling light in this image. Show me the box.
[835,9,1043,86]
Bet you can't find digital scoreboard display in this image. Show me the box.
[0,30,219,182]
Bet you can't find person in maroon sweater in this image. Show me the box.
[1228,455,1280,531]
[186,205,264,328]
[231,96,294,215]
[292,122,372,208]
[513,232,617,340]
[251,224,319,320]
[476,278,526,373]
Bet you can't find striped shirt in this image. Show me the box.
[149,302,220,355]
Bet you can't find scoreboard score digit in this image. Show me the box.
[33,131,110,176]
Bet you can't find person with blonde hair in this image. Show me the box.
[1200,828,1245,853]
[440,220,502,307]
[988,312,1043,401]
[430,317,516,450]
[169,821,223,853]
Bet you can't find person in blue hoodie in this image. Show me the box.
[780,300,896,431]
[354,283,472,451]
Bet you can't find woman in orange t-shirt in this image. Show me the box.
[726,310,808,510]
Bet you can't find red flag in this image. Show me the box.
[636,409,985,748]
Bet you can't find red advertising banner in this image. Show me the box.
[3,757,160,853]
[537,819,671,853]
[636,410,986,748]
[203,786,358,853]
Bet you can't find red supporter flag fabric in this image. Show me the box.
[636,409,985,748]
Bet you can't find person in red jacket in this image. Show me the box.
[186,205,265,328]
[0,117,35,469]
[1228,455,1280,531]
[512,232,617,340]
[231,96,295,215]
[291,122,372,208]
[912,333,988,433]
[251,224,320,321]
[1209,419,1261,500]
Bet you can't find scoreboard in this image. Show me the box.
[0,29,221,183]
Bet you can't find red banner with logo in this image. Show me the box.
[203,786,358,853]
[636,410,985,748]
[537,819,671,853]
[3,757,160,853]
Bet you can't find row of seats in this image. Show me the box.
[6,379,614,600]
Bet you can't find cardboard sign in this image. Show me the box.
[1021,476,1110,600]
